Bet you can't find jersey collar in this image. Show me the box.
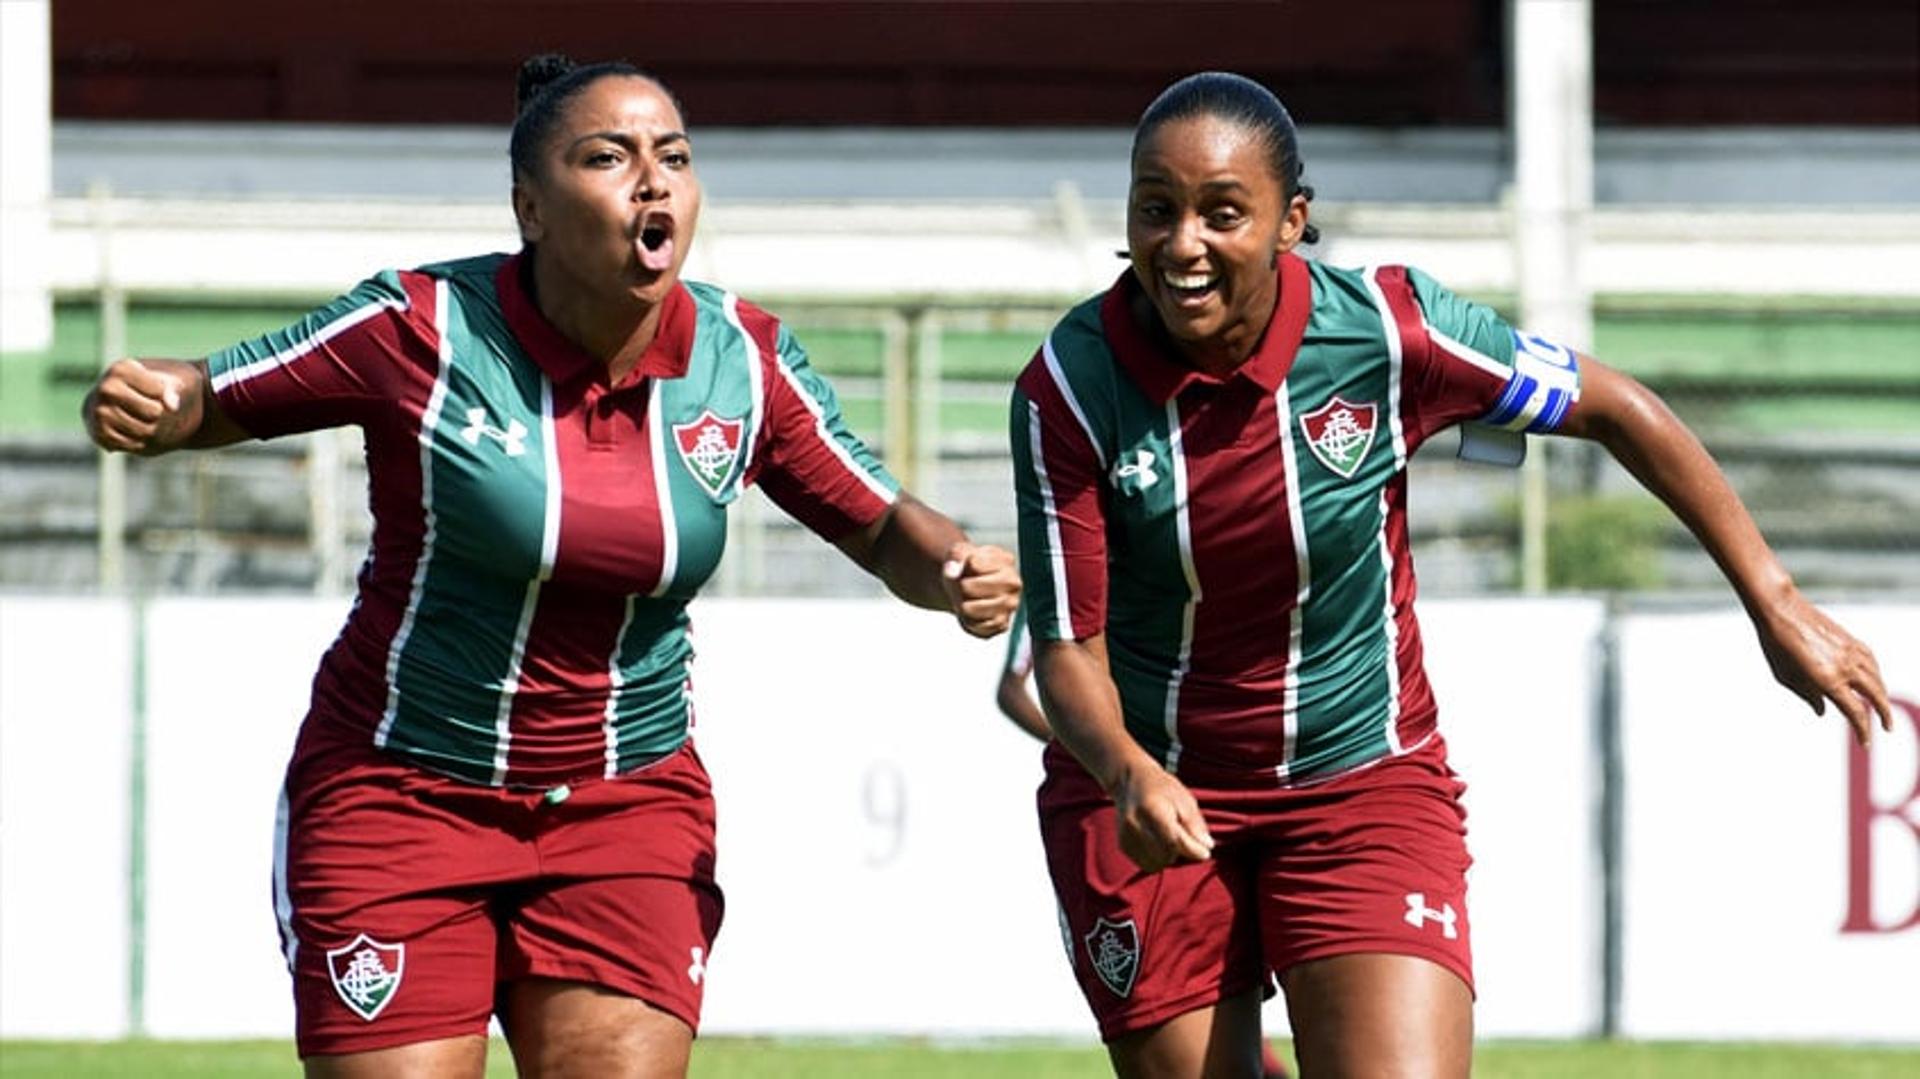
[1100,251,1312,404]
[497,251,695,387]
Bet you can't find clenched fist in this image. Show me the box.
[83,358,208,455]
[940,541,1021,638]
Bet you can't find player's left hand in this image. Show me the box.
[1754,588,1892,747]
[940,541,1020,638]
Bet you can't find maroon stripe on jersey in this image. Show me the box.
[1014,359,1109,640]
[307,272,446,740]
[734,300,893,539]
[504,584,631,787]
[216,273,441,439]
[1174,384,1300,765]
[1381,470,1438,750]
[503,373,671,785]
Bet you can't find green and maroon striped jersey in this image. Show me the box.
[1011,255,1579,786]
[208,252,898,788]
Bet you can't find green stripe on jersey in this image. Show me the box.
[1283,264,1402,774]
[1033,301,1193,766]
[382,261,555,784]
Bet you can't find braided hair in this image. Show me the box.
[1133,72,1321,246]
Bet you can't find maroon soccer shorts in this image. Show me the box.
[275,720,724,1058]
[1038,734,1473,1042]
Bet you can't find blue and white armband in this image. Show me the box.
[1481,330,1582,434]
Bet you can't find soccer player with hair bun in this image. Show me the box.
[83,53,1019,1078]
[1011,70,1891,1078]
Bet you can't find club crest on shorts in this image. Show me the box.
[326,934,404,1021]
[1083,916,1141,998]
[672,410,746,498]
[1299,396,1379,479]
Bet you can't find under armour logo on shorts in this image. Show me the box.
[1404,892,1459,940]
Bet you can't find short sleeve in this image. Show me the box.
[747,317,900,540]
[1387,266,1582,449]
[206,270,439,439]
[1011,352,1109,643]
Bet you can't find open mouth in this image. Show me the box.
[636,214,677,273]
[1162,268,1218,304]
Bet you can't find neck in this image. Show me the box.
[528,250,663,383]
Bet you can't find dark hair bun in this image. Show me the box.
[516,53,578,113]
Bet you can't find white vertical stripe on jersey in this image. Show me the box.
[1273,382,1312,782]
[1162,398,1200,773]
[603,595,638,779]
[209,297,405,393]
[377,281,453,749]
[489,377,560,785]
[647,376,680,598]
[1364,267,1410,755]
[1041,335,1108,471]
[1024,399,1075,643]
[721,291,766,494]
[770,343,898,505]
[271,786,297,970]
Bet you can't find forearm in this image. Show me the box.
[1033,637,1153,791]
[838,493,968,611]
[1563,360,1794,615]
[995,676,1052,742]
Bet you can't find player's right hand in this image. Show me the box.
[1109,757,1214,873]
[84,358,203,455]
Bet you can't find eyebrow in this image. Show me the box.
[1130,174,1254,196]
[570,130,691,152]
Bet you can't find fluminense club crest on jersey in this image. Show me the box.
[1083,916,1140,998]
[326,933,404,1021]
[672,410,746,497]
[1299,396,1379,479]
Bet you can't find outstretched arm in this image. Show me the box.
[84,358,248,456]
[834,493,1021,638]
[1556,357,1892,744]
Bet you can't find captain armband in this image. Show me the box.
[1480,330,1582,435]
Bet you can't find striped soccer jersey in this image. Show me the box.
[208,252,898,788]
[1011,254,1578,785]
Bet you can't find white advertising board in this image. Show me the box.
[0,594,1682,1042]
[1419,598,1607,1038]
[0,597,133,1037]
[139,596,349,1038]
[1617,604,1920,1042]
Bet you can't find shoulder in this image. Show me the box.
[682,279,790,345]
[411,252,509,288]
[1021,292,1113,393]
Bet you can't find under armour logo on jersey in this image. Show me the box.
[1109,449,1159,494]
[687,946,706,985]
[459,407,528,457]
[1404,892,1459,940]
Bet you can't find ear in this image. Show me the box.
[1276,191,1310,256]
[512,180,545,245]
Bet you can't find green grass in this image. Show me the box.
[2,1038,1916,1078]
